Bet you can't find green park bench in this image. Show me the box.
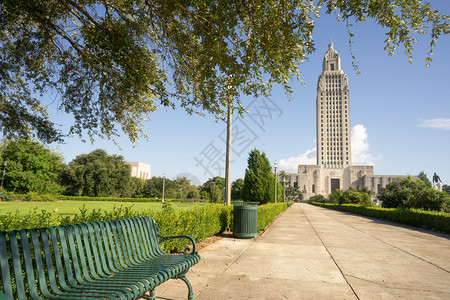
[0,217,200,299]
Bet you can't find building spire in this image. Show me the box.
[328,41,334,50]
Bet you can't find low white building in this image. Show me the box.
[128,162,151,180]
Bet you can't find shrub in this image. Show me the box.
[380,177,449,212]
[311,203,450,234]
[340,188,371,206]
[57,195,178,202]
[256,202,288,231]
[308,194,327,203]
[40,194,57,202]
[0,201,291,252]
[2,191,25,201]
[24,191,42,201]
[328,189,342,204]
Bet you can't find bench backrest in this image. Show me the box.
[0,216,163,299]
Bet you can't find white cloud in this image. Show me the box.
[278,124,379,171]
[278,141,316,172]
[351,124,379,165]
[418,118,450,131]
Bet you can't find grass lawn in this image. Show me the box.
[0,201,207,217]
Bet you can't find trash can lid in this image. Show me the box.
[231,201,259,206]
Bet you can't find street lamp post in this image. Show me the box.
[274,161,278,203]
[162,173,166,203]
[1,161,7,190]
[283,177,286,202]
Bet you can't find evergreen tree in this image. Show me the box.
[242,149,275,204]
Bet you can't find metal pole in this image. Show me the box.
[283,177,286,202]
[1,161,7,190]
[274,161,277,203]
[224,104,232,206]
[162,173,165,203]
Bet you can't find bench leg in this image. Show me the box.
[176,274,194,300]
[142,289,155,300]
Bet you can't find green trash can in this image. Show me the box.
[232,202,259,238]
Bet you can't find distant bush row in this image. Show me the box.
[310,203,450,234]
[0,202,291,252]
[0,192,182,203]
[307,187,372,206]
[57,195,180,202]
[1,191,58,202]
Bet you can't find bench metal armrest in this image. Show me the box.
[158,233,198,255]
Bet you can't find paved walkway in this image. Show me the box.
[155,203,450,299]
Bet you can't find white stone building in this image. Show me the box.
[284,43,409,200]
[128,162,151,180]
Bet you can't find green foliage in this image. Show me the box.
[24,191,43,201]
[231,178,244,200]
[3,1,448,143]
[0,139,63,194]
[60,149,131,197]
[186,188,200,199]
[286,185,303,202]
[418,171,432,187]
[311,203,450,234]
[442,184,450,195]
[209,185,223,203]
[141,176,196,199]
[200,177,225,202]
[308,194,327,203]
[57,195,173,202]
[242,149,275,204]
[2,191,57,202]
[379,176,449,212]
[125,177,147,198]
[310,188,372,205]
[200,191,210,201]
[328,189,342,204]
[256,203,288,231]
[0,208,60,231]
[0,201,291,252]
[335,188,372,206]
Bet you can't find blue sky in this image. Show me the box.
[48,1,450,186]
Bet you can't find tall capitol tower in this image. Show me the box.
[283,43,407,200]
[316,42,351,168]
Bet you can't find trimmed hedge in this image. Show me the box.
[311,202,450,234]
[0,202,291,252]
[57,195,179,202]
[256,202,289,231]
[1,191,57,202]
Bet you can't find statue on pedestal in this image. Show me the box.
[432,172,442,191]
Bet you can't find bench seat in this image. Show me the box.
[0,216,200,299]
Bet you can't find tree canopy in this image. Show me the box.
[379,176,449,212]
[0,139,63,194]
[60,149,131,197]
[200,176,225,202]
[1,0,449,143]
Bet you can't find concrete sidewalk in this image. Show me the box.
[155,203,450,299]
